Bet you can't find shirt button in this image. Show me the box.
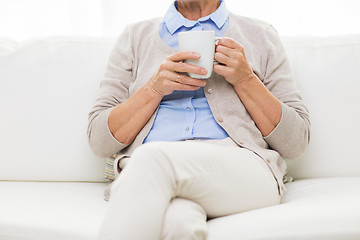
[267,159,271,163]
[217,117,223,122]
[186,107,191,111]
[185,126,190,131]
[207,89,213,94]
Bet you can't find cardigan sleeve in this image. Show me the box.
[262,25,311,160]
[87,26,134,157]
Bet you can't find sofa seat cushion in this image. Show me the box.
[1,178,359,240]
[208,177,360,240]
[0,182,107,240]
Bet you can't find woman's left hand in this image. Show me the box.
[214,37,282,137]
[213,37,255,86]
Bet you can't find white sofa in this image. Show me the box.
[0,33,360,240]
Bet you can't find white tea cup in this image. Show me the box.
[178,30,220,79]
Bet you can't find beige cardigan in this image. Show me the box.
[88,12,310,196]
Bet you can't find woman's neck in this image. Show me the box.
[177,0,219,21]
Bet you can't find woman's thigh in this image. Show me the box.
[132,140,280,218]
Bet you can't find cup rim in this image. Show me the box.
[178,30,215,36]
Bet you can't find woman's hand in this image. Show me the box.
[149,51,208,96]
[214,37,282,137]
[213,37,255,86]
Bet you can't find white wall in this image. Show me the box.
[0,0,359,41]
[0,0,103,40]
[230,0,360,36]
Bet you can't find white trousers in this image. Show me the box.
[97,139,281,240]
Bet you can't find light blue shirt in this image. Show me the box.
[143,0,229,143]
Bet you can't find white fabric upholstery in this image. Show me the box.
[208,177,360,240]
[1,34,360,239]
[282,35,360,179]
[2,35,360,182]
[0,182,107,240]
[1,178,359,240]
[0,37,114,182]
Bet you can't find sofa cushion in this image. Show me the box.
[0,37,115,182]
[1,178,359,240]
[282,34,360,179]
[1,34,360,182]
[207,177,360,240]
[0,38,19,54]
[0,181,107,240]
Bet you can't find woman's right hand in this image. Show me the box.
[149,51,208,96]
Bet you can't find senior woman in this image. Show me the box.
[88,0,310,239]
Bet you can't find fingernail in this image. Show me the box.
[201,69,207,74]
[193,52,201,58]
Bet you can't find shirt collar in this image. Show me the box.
[163,0,229,34]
